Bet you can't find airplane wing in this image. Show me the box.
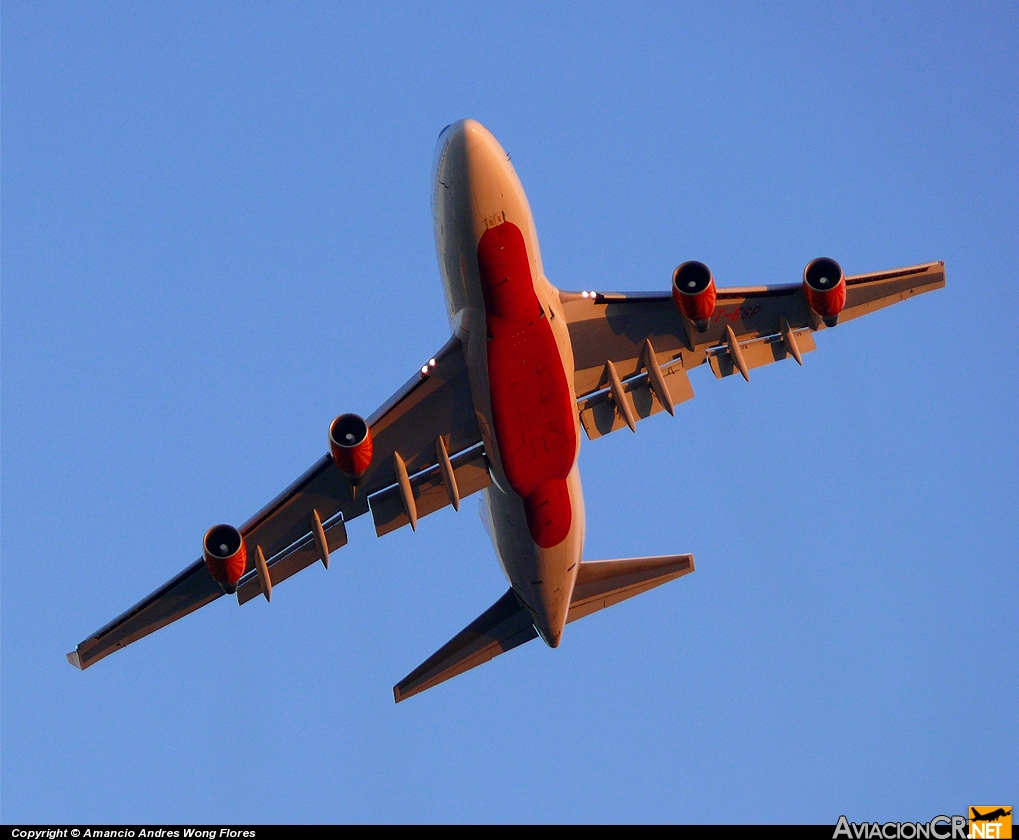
[562,261,945,439]
[69,334,490,670]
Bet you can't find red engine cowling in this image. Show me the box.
[329,413,373,485]
[672,261,717,331]
[803,257,846,327]
[203,524,247,594]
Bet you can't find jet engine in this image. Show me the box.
[329,413,373,485]
[672,261,717,331]
[203,524,247,594]
[803,257,846,327]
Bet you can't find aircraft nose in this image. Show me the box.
[434,119,490,173]
[435,118,483,149]
[440,119,504,169]
[432,119,510,211]
[461,119,501,159]
[441,118,486,139]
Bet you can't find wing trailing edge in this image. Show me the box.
[393,553,695,702]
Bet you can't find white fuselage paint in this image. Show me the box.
[431,120,584,647]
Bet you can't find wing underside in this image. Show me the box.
[564,261,945,438]
[70,259,944,686]
[70,334,488,670]
[67,559,223,670]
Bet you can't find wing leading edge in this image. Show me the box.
[69,335,488,670]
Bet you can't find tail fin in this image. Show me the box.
[567,554,695,624]
[393,553,695,702]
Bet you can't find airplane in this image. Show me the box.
[67,119,946,702]
[971,809,1012,823]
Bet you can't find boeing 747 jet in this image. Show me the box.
[68,120,945,701]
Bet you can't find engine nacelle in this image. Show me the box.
[803,257,846,327]
[203,524,247,594]
[672,261,717,331]
[329,413,373,485]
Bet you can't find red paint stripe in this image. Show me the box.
[477,222,576,548]
[524,479,572,549]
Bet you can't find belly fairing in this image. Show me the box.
[477,221,577,548]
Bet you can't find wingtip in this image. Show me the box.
[66,649,83,670]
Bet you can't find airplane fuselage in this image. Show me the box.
[432,120,584,646]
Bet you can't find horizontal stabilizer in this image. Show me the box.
[567,554,694,624]
[394,554,695,702]
[394,588,537,703]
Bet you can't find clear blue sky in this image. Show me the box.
[2,1,1016,824]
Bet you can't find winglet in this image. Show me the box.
[66,649,82,669]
